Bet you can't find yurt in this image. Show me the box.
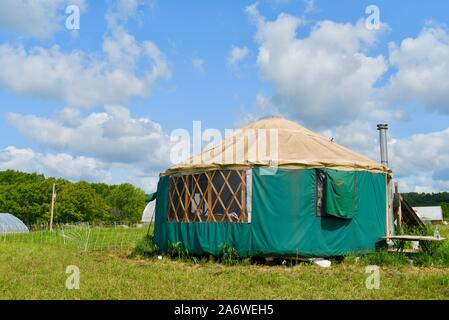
[154,117,392,257]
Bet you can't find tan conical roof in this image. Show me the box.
[164,117,391,175]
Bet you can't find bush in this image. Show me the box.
[414,240,449,267]
[441,203,449,220]
[219,243,241,265]
[167,241,189,260]
[358,250,409,266]
[132,235,159,257]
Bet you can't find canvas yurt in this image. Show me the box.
[154,117,392,257]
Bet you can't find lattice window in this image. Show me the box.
[168,170,248,223]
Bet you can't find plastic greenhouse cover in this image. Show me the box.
[0,213,29,234]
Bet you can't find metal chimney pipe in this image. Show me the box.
[377,124,389,167]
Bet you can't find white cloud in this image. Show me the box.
[331,120,380,161]
[0,34,170,108]
[395,175,449,193]
[0,0,86,39]
[227,46,249,65]
[246,4,388,127]
[0,146,111,183]
[6,106,171,170]
[0,0,169,109]
[304,0,315,14]
[108,0,139,23]
[255,92,281,116]
[387,26,449,114]
[245,3,260,20]
[121,168,160,193]
[192,58,204,72]
[105,0,156,31]
[389,128,449,180]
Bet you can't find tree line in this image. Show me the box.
[0,170,148,226]
[402,192,449,219]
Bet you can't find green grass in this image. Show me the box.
[0,224,448,300]
[1,225,147,251]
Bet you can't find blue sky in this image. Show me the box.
[0,0,449,192]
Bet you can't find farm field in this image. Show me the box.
[1,225,449,300]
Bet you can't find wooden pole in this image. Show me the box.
[395,182,402,233]
[241,171,246,222]
[184,176,189,222]
[207,173,212,222]
[50,183,56,231]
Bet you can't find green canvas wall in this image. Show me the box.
[154,168,386,257]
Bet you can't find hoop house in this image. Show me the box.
[0,213,29,234]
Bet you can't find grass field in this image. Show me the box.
[1,225,449,300]
[1,224,147,251]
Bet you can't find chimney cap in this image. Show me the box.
[377,124,388,130]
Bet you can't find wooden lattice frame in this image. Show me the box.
[168,170,247,223]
